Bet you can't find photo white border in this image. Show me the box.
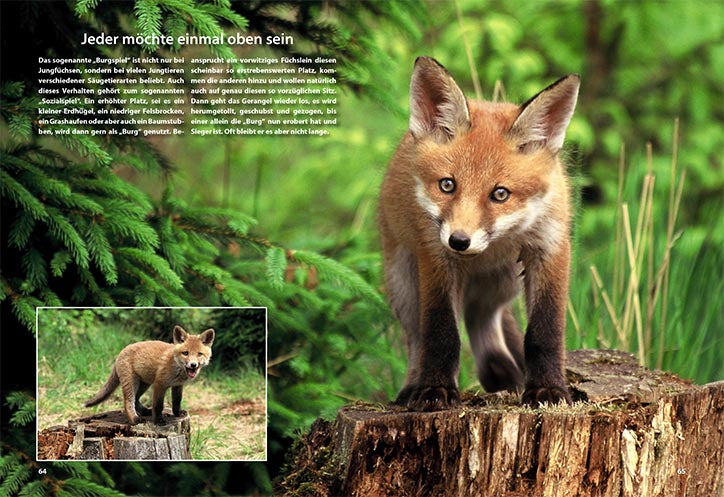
[35,306,269,463]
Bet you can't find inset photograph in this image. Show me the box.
[36,307,267,461]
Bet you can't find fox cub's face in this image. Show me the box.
[408,57,579,255]
[173,326,214,379]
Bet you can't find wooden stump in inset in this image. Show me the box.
[276,349,724,497]
[38,409,191,460]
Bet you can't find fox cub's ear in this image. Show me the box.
[199,328,215,346]
[173,325,188,344]
[508,74,580,154]
[409,56,470,143]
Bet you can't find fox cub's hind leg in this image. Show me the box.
[465,306,524,393]
[464,270,525,393]
[120,373,142,425]
[134,381,152,416]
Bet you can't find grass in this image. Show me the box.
[567,121,723,383]
[188,367,267,460]
[36,309,267,460]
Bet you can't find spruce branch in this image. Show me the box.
[289,250,386,309]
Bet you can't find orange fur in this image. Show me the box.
[84,326,214,425]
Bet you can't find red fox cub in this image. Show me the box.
[84,326,215,425]
[379,56,580,411]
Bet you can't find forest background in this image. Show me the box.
[1,0,722,495]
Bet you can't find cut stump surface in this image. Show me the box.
[38,409,191,460]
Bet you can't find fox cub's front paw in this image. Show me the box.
[172,409,187,417]
[395,384,460,412]
[522,385,572,407]
[136,406,152,416]
[153,416,167,426]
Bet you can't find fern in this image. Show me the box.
[74,0,102,16]
[0,391,132,496]
[8,211,36,249]
[116,247,182,289]
[49,251,72,278]
[265,246,287,291]
[17,480,46,497]
[45,207,90,269]
[290,250,386,309]
[0,169,48,220]
[134,0,163,51]
[20,249,48,291]
[0,463,32,497]
[58,479,128,497]
[84,222,118,285]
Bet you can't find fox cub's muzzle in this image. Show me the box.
[448,231,471,251]
[185,362,199,378]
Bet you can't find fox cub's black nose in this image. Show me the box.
[449,231,471,251]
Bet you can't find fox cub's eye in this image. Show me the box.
[490,187,510,203]
[439,178,456,193]
[182,351,189,356]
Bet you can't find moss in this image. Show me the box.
[274,419,344,497]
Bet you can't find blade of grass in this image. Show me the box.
[656,169,686,368]
[492,80,507,103]
[657,119,683,368]
[644,144,656,356]
[590,265,625,346]
[613,143,626,306]
[454,0,482,100]
[567,298,581,343]
[621,203,645,364]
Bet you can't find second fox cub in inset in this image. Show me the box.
[84,326,215,425]
[379,56,580,410]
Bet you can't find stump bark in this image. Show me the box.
[38,409,191,460]
[276,349,724,497]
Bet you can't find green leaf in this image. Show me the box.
[8,211,36,249]
[21,249,48,290]
[50,251,72,277]
[45,207,90,269]
[0,169,48,220]
[117,247,183,289]
[85,222,118,285]
[291,250,385,309]
[135,0,163,51]
[11,296,42,332]
[74,0,102,16]
[265,246,287,291]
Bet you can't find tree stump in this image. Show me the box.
[38,409,191,460]
[276,349,724,497]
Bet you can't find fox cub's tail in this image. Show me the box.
[84,368,120,407]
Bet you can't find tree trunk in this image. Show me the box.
[37,409,191,460]
[276,349,724,497]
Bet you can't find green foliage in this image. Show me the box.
[1,392,130,497]
[211,307,266,368]
[2,0,722,495]
[5,393,35,428]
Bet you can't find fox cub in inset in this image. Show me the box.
[379,56,580,411]
[84,326,215,425]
